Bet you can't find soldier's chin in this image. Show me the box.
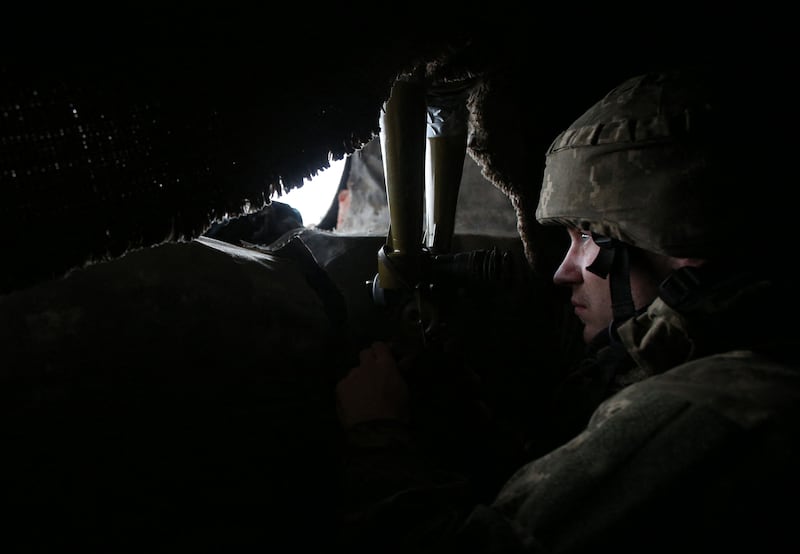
[582,322,605,344]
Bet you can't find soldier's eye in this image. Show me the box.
[580,232,592,241]
[591,233,615,249]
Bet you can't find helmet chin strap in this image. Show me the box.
[586,235,637,331]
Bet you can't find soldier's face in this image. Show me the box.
[553,227,612,342]
[553,227,660,343]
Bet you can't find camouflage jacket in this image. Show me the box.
[338,269,800,553]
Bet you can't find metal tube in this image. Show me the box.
[378,78,427,289]
[425,131,467,253]
[424,83,469,254]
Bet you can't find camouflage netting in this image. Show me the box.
[0,8,486,294]
[2,4,780,294]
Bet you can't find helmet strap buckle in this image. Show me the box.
[586,235,637,324]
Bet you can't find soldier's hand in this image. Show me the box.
[335,341,410,428]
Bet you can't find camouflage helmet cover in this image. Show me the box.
[535,68,752,259]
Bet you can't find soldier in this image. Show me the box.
[335,66,800,552]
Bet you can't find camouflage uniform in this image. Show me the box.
[338,68,800,552]
[454,278,800,552]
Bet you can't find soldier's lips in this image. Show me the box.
[572,302,587,316]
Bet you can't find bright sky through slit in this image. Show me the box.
[270,157,347,226]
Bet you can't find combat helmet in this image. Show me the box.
[535,66,784,326]
[537,68,743,258]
